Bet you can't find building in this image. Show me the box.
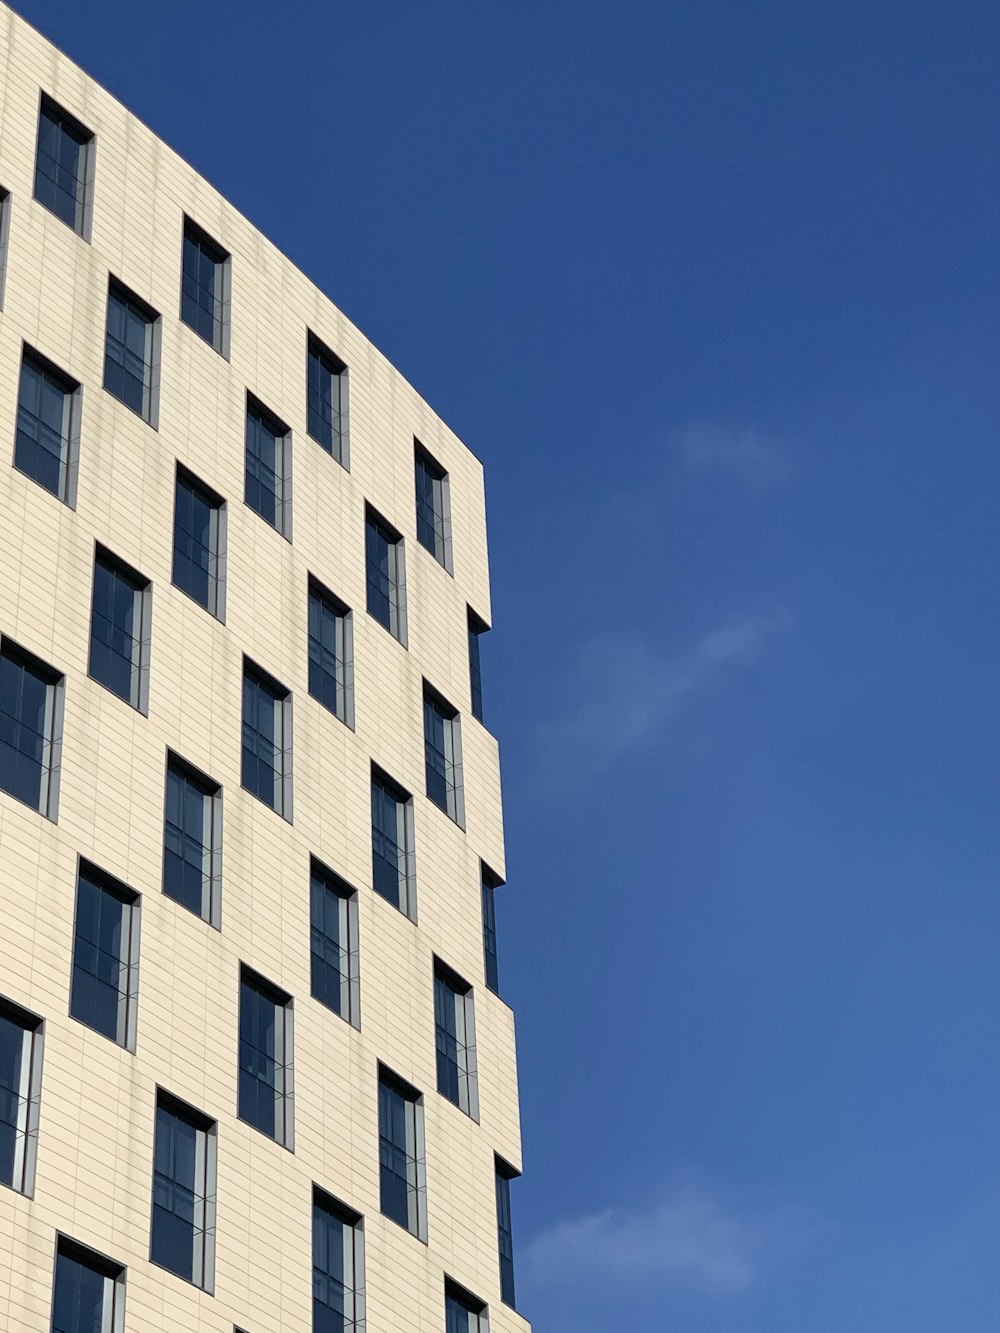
[0,6,527,1331]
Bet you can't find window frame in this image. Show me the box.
[51,1235,126,1333]
[103,277,161,426]
[480,864,503,996]
[180,216,231,356]
[245,393,292,539]
[150,1089,217,1292]
[495,1157,519,1308]
[241,658,293,821]
[423,681,465,827]
[433,959,478,1120]
[467,608,488,724]
[69,859,141,1052]
[370,764,416,921]
[88,545,152,714]
[172,464,227,621]
[414,441,452,573]
[33,94,95,239]
[307,576,354,729]
[310,858,360,1029]
[377,1064,427,1241]
[306,332,350,469]
[0,635,64,821]
[13,344,81,507]
[364,505,407,645]
[163,752,223,929]
[0,993,44,1198]
[238,965,294,1150]
[313,1187,366,1333]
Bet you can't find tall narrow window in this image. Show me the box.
[468,609,488,724]
[88,547,152,712]
[241,660,293,819]
[378,1066,426,1239]
[181,218,230,355]
[238,967,293,1148]
[104,280,160,424]
[52,1237,126,1333]
[34,95,94,237]
[414,443,451,571]
[70,862,140,1050]
[0,638,63,819]
[310,859,360,1028]
[365,507,406,644]
[14,347,80,504]
[163,754,222,927]
[173,466,226,619]
[308,578,353,727]
[370,767,415,920]
[307,333,349,467]
[495,1159,518,1308]
[481,865,502,995]
[0,995,44,1197]
[313,1189,365,1333]
[423,683,464,826]
[245,396,291,537]
[445,1280,489,1333]
[434,961,478,1119]
[151,1091,216,1290]
[0,188,11,310]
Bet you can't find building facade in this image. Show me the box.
[0,6,527,1331]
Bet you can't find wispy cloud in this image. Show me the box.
[674,422,791,487]
[536,603,791,782]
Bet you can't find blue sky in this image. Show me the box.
[15,1,1000,1328]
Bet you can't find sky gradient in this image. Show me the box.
[10,2,1000,1328]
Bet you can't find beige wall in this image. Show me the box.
[0,5,528,1329]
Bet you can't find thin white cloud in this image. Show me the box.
[536,603,790,780]
[674,422,791,487]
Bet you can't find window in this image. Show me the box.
[365,507,406,644]
[0,995,43,1197]
[173,466,226,619]
[52,1237,125,1333]
[151,1091,216,1290]
[445,1280,489,1333]
[104,280,160,424]
[310,859,360,1028]
[0,188,11,310]
[307,333,349,467]
[313,1189,365,1333]
[481,865,502,995]
[70,862,140,1050]
[414,443,451,571]
[423,683,464,826]
[434,961,478,1119]
[378,1066,426,1239]
[468,609,488,724]
[238,967,293,1147]
[308,578,353,727]
[495,1159,518,1307]
[14,346,80,504]
[245,395,291,537]
[34,96,93,237]
[0,638,64,819]
[370,766,415,920]
[88,547,152,712]
[163,754,222,927]
[241,660,293,819]
[181,218,230,354]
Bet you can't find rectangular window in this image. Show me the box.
[14,346,80,505]
[378,1066,426,1239]
[445,1280,489,1333]
[52,1237,125,1333]
[172,466,226,619]
[310,859,360,1028]
[414,443,451,571]
[370,766,415,920]
[365,507,406,644]
[308,578,353,728]
[88,547,152,713]
[241,660,293,819]
[307,333,349,467]
[34,95,94,237]
[0,188,11,310]
[434,961,478,1119]
[151,1091,216,1290]
[163,754,222,927]
[70,862,140,1050]
[103,279,160,424]
[495,1159,518,1308]
[313,1188,365,1333]
[0,995,43,1197]
[481,865,501,995]
[423,683,464,826]
[468,609,488,724]
[245,395,291,538]
[238,967,293,1147]
[0,637,63,819]
[181,217,230,354]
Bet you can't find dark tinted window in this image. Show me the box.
[52,1239,123,1333]
[307,335,347,464]
[14,350,76,501]
[0,642,59,815]
[365,510,405,642]
[164,756,220,923]
[378,1071,423,1236]
[423,686,462,823]
[445,1282,487,1333]
[415,444,449,568]
[245,399,289,535]
[173,468,224,617]
[371,770,413,917]
[308,581,351,724]
[104,283,157,421]
[434,964,475,1115]
[468,610,487,723]
[238,971,292,1145]
[310,862,358,1026]
[481,870,500,995]
[70,865,138,1048]
[496,1161,517,1307]
[241,664,290,814]
[89,551,149,710]
[313,1192,364,1332]
[34,98,92,234]
[181,220,228,351]
[0,999,42,1196]
[151,1095,214,1288]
